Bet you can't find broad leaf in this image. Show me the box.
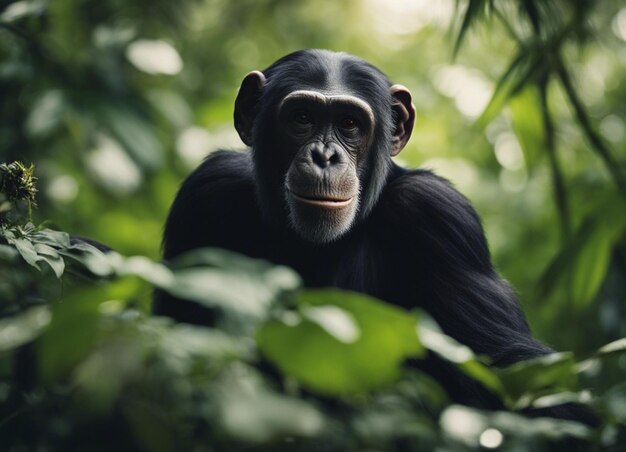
[34,243,65,278]
[11,237,40,269]
[257,289,423,395]
[30,228,71,248]
[497,352,577,405]
[441,404,591,447]
[162,248,300,318]
[418,315,503,395]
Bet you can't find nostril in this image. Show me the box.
[329,153,339,164]
[312,149,330,168]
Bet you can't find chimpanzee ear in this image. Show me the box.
[390,84,416,156]
[234,71,266,146]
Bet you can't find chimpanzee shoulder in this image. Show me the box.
[379,167,492,270]
[162,150,259,260]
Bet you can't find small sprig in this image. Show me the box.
[0,161,38,205]
[0,161,38,225]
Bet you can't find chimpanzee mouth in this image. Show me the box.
[289,191,354,208]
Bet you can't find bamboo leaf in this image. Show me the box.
[477,46,542,128]
[452,0,488,57]
[509,86,544,168]
[537,201,626,311]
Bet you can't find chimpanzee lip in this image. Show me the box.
[289,191,354,208]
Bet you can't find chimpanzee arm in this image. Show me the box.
[385,169,552,365]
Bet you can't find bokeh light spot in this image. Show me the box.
[479,428,503,449]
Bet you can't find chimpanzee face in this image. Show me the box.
[276,89,375,242]
[234,50,415,243]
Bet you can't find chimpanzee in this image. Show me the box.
[155,49,559,407]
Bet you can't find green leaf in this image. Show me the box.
[11,237,40,269]
[154,320,254,373]
[538,206,626,310]
[497,352,577,405]
[596,338,626,356]
[302,304,359,343]
[162,248,301,318]
[577,337,626,376]
[440,404,591,447]
[30,228,71,248]
[477,46,542,128]
[59,241,115,276]
[509,86,544,168]
[0,306,51,352]
[417,315,503,395]
[529,390,593,409]
[418,315,474,363]
[170,248,302,290]
[165,268,273,317]
[0,0,47,23]
[218,389,325,443]
[452,0,488,58]
[33,243,65,278]
[211,364,325,443]
[114,255,175,287]
[257,289,423,395]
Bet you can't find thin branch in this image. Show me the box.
[538,77,571,244]
[554,55,626,194]
[493,7,521,43]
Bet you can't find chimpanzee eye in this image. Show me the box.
[340,116,358,130]
[293,111,313,125]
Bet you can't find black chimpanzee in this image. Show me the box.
[155,49,558,407]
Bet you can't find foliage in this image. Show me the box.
[451,0,626,344]
[0,168,625,451]
[0,0,625,449]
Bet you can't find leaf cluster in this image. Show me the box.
[0,184,625,450]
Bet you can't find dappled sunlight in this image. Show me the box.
[612,8,626,42]
[86,135,142,195]
[46,174,79,204]
[420,157,480,192]
[176,126,214,167]
[365,0,454,36]
[494,132,525,171]
[432,65,493,119]
[126,39,183,75]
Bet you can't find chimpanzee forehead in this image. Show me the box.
[278,90,376,125]
[262,50,392,107]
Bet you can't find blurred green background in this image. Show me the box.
[1,0,625,370]
[2,1,626,450]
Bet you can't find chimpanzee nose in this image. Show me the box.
[310,143,339,169]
